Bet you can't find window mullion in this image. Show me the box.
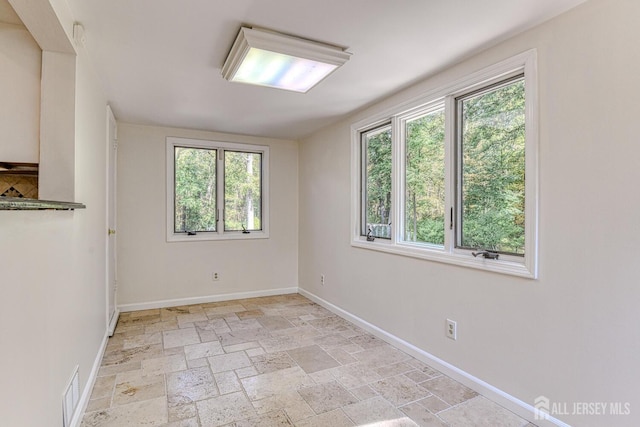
[443,96,456,254]
[391,116,402,245]
[217,148,224,235]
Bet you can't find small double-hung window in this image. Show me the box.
[167,137,269,241]
[352,51,538,277]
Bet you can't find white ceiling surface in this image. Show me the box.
[66,0,586,140]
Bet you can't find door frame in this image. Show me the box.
[106,105,120,336]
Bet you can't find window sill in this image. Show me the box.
[351,238,535,279]
[168,231,269,243]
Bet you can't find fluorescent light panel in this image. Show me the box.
[222,27,350,93]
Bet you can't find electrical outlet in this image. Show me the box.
[446,319,457,340]
[212,272,220,281]
[320,274,325,286]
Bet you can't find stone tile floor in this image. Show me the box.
[81,294,536,426]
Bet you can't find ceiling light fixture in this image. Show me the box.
[222,27,351,93]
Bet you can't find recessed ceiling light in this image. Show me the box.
[222,27,351,93]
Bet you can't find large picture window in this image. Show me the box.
[167,137,269,242]
[352,51,538,277]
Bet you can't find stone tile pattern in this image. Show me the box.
[81,294,533,427]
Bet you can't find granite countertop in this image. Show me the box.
[0,197,85,210]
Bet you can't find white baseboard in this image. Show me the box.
[70,331,109,427]
[118,287,299,313]
[298,288,571,427]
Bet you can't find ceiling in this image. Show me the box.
[65,0,587,140]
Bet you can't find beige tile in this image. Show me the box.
[89,375,116,400]
[438,396,529,427]
[405,369,433,384]
[85,397,111,412]
[98,360,142,377]
[81,396,167,427]
[370,374,431,406]
[234,409,293,426]
[214,370,242,395]
[342,396,415,426]
[420,376,478,406]
[141,354,187,376]
[313,334,352,349]
[259,336,313,353]
[298,381,358,414]
[112,370,165,406]
[352,344,410,367]
[294,409,355,427]
[349,384,378,401]
[208,351,252,373]
[236,365,259,378]
[161,306,191,320]
[163,328,201,349]
[246,346,266,357]
[308,316,353,333]
[204,304,247,317]
[186,357,209,369]
[324,347,357,365]
[237,309,265,319]
[330,362,382,388]
[168,403,197,422]
[287,345,340,374]
[400,402,448,427]
[241,366,315,401]
[349,333,386,349]
[227,318,264,331]
[251,351,297,374]
[144,319,179,334]
[219,328,272,347]
[101,344,163,367]
[257,315,295,331]
[283,398,316,422]
[122,332,162,350]
[376,362,414,378]
[166,366,218,406]
[184,341,224,360]
[83,296,531,427]
[417,395,451,413]
[163,419,199,427]
[196,391,257,426]
[176,312,208,327]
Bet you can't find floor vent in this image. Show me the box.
[62,366,80,427]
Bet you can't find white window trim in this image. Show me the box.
[166,137,270,242]
[350,50,538,278]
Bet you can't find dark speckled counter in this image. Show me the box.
[0,197,85,210]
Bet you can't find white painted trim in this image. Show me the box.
[118,287,299,313]
[70,332,109,427]
[350,49,538,279]
[107,308,120,337]
[298,288,570,427]
[166,136,270,242]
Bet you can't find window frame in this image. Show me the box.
[350,50,538,278]
[167,137,270,242]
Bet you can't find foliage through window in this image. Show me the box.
[167,138,269,241]
[404,108,445,246]
[352,51,538,277]
[361,124,392,239]
[457,77,525,254]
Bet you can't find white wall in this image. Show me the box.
[299,1,640,426]
[0,3,108,426]
[116,123,298,306]
[0,21,40,163]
